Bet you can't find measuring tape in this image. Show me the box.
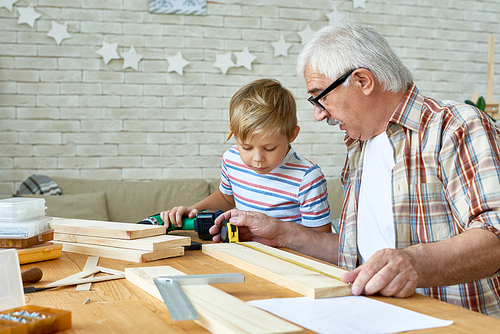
[220,221,344,282]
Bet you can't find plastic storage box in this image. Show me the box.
[0,249,24,312]
[0,198,46,222]
[0,217,52,238]
[0,249,71,333]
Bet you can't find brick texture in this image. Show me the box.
[1,1,499,197]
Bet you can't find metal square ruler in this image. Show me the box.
[153,273,245,321]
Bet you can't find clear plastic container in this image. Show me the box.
[0,217,52,238]
[0,197,46,221]
[0,249,25,312]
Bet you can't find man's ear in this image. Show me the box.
[352,68,374,96]
[289,126,300,143]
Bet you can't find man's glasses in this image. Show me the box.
[307,67,363,111]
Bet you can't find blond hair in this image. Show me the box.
[229,78,297,142]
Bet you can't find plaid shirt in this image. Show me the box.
[339,83,500,317]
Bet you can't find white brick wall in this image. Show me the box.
[1,0,499,196]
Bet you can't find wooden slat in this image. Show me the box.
[51,217,166,239]
[125,266,303,334]
[55,241,184,263]
[203,242,351,299]
[54,233,191,251]
[487,34,495,103]
[45,266,125,288]
[76,256,99,291]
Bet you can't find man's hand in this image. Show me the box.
[341,248,420,297]
[210,209,284,247]
[210,209,340,263]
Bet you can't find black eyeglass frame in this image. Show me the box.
[307,67,365,111]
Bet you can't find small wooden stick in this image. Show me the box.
[486,34,495,103]
[76,256,99,291]
[45,266,125,288]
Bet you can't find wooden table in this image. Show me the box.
[21,232,500,333]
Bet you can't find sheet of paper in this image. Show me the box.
[248,296,453,334]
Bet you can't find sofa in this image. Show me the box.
[24,177,343,231]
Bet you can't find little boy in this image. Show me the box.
[161,78,332,233]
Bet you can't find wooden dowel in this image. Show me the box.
[486,34,495,103]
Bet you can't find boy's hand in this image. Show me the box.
[160,206,199,228]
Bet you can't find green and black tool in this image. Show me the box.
[137,210,223,240]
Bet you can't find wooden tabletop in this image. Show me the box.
[21,232,500,333]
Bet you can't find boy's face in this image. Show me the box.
[235,127,299,175]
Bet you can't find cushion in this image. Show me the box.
[51,177,212,223]
[209,179,220,194]
[327,178,343,220]
[23,192,109,221]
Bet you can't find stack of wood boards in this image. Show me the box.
[52,218,190,263]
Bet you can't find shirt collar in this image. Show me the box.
[388,82,423,133]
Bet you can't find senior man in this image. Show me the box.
[210,21,500,317]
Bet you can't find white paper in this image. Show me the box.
[248,296,453,334]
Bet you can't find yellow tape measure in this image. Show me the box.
[220,220,239,243]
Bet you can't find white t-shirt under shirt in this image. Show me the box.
[357,131,396,263]
[219,145,331,228]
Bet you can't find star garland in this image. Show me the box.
[166,51,189,75]
[122,46,144,71]
[0,0,19,12]
[5,0,369,75]
[46,21,71,45]
[17,3,41,27]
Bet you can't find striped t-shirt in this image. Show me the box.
[219,145,331,227]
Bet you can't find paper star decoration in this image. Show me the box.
[234,47,256,71]
[271,36,292,58]
[121,46,143,71]
[213,52,235,75]
[326,8,344,24]
[46,21,71,45]
[17,3,41,28]
[96,42,121,65]
[298,25,316,45]
[166,51,189,75]
[0,0,18,12]
[353,0,366,9]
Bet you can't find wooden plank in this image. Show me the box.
[55,241,184,263]
[54,232,191,251]
[487,34,495,103]
[125,266,302,334]
[51,217,166,240]
[76,256,99,291]
[16,242,63,264]
[202,242,351,299]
